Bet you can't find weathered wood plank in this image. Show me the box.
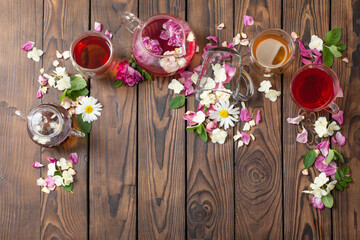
[283,0,332,239]
[89,0,137,239]
[233,0,283,239]
[0,0,43,239]
[41,0,89,239]
[187,0,234,239]
[137,0,186,239]
[332,0,360,239]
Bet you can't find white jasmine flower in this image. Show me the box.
[52,175,63,187]
[215,90,231,102]
[41,187,51,194]
[326,180,337,193]
[233,33,241,46]
[204,77,216,89]
[37,178,46,187]
[214,67,227,83]
[314,172,329,187]
[209,100,240,130]
[327,121,340,136]
[27,47,43,62]
[68,168,76,176]
[168,79,184,94]
[62,170,73,186]
[56,50,63,58]
[303,173,329,198]
[314,117,328,138]
[211,128,227,144]
[56,75,71,91]
[47,163,56,176]
[233,131,242,141]
[243,122,251,131]
[250,133,255,141]
[52,60,60,67]
[191,72,199,84]
[249,120,255,127]
[54,67,67,77]
[62,50,70,60]
[200,91,216,107]
[44,73,56,87]
[187,32,195,42]
[57,158,70,170]
[309,35,323,51]
[76,96,103,123]
[258,80,272,93]
[265,89,281,102]
[237,140,244,148]
[193,111,206,124]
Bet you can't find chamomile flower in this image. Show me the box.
[76,96,102,123]
[209,100,240,130]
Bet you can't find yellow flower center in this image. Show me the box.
[85,105,93,113]
[219,110,229,118]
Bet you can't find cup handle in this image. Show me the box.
[324,101,340,114]
[69,128,85,138]
[121,11,141,34]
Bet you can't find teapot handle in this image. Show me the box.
[121,11,141,34]
[69,128,85,138]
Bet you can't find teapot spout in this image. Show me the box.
[69,128,85,138]
[121,11,141,34]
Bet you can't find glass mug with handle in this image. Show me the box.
[290,63,340,114]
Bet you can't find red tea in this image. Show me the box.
[73,35,111,69]
[291,68,334,110]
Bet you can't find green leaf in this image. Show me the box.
[326,149,335,165]
[198,124,208,142]
[114,80,125,88]
[142,70,152,81]
[204,106,208,113]
[343,176,353,182]
[67,88,89,101]
[334,42,347,52]
[187,125,200,131]
[59,90,67,102]
[334,171,341,182]
[325,28,342,45]
[62,183,73,192]
[195,124,203,135]
[303,150,317,169]
[169,96,186,109]
[339,181,349,188]
[323,46,334,67]
[335,183,343,191]
[343,165,350,175]
[321,194,334,208]
[54,172,62,177]
[224,83,231,89]
[333,150,344,163]
[328,45,342,58]
[77,115,92,133]
[70,75,87,91]
[338,168,344,178]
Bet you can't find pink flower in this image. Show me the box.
[206,119,218,134]
[142,36,163,55]
[332,110,343,125]
[313,55,323,64]
[115,61,143,87]
[183,111,197,126]
[287,115,304,125]
[240,106,251,122]
[45,176,55,189]
[312,49,322,57]
[316,140,330,156]
[202,44,217,59]
[240,132,251,145]
[21,41,35,51]
[105,29,113,39]
[296,127,308,143]
[160,20,184,47]
[46,156,57,163]
[183,79,195,96]
[36,89,43,99]
[301,57,313,65]
[94,22,102,32]
[33,161,44,168]
[206,36,218,44]
[38,75,47,86]
[243,15,254,26]
[255,110,261,125]
[298,40,312,58]
[332,132,346,146]
[311,197,324,209]
[69,153,78,164]
[197,104,215,117]
[315,156,337,176]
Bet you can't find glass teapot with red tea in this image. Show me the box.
[121,12,196,76]
[16,104,85,148]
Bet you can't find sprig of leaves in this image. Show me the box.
[303,148,345,169]
[187,123,207,142]
[334,166,352,191]
[59,75,88,101]
[169,96,186,109]
[323,28,347,67]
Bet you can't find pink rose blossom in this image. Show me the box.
[314,156,337,176]
[332,110,343,125]
[311,197,324,209]
[255,110,261,125]
[316,140,330,156]
[243,15,254,26]
[115,61,143,87]
[160,20,184,47]
[183,111,197,126]
[296,127,308,143]
[206,119,218,134]
[46,156,57,163]
[33,161,44,168]
[142,36,163,55]
[206,36,218,44]
[332,132,346,146]
[21,41,35,51]
[94,22,102,32]
[69,153,78,164]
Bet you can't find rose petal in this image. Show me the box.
[296,127,308,143]
[217,23,225,30]
[255,110,261,125]
[21,41,35,51]
[298,40,313,58]
[38,75,47,86]
[193,65,202,73]
[46,156,57,163]
[240,39,249,46]
[94,22,102,32]
[69,153,78,164]
[206,36,218,44]
[301,57,313,65]
[62,50,70,60]
[36,89,43,99]
[332,110,343,126]
[183,111,197,126]
[37,178,46,187]
[336,85,344,98]
[240,132,251,145]
[233,34,241,46]
[240,105,252,122]
[291,32,299,41]
[33,161,44,168]
[311,197,324,209]
[179,70,193,82]
[243,15,254,26]
[56,50,63,59]
[313,55,323,64]
[312,49,322,57]
[342,57,349,63]
[105,29,113,39]
[302,169,309,175]
[287,115,304,125]
[221,41,227,47]
[206,119,218,134]
[202,45,217,59]
[314,156,337,176]
[53,60,59,67]
[45,176,55,188]
[241,32,247,39]
[316,140,330,157]
[332,132,346,146]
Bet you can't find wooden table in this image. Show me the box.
[1,0,359,239]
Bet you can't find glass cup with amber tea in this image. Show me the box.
[249,28,295,77]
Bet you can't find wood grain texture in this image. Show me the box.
[187,0,234,239]
[89,0,137,239]
[41,0,89,239]
[283,0,332,239]
[331,0,360,239]
[0,0,43,239]
[233,0,283,239]
[137,0,186,239]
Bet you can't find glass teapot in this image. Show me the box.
[16,104,85,148]
[121,11,196,76]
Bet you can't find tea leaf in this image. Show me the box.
[326,149,335,165]
[329,45,342,58]
[321,193,334,208]
[114,80,125,88]
[343,165,350,175]
[77,115,92,133]
[62,183,73,192]
[325,28,342,45]
[339,181,349,188]
[338,168,344,178]
[187,124,200,131]
[59,90,67,102]
[198,124,208,142]
[224,83,231,89]
[343,176,353,182]
[142,70,152,81]
[169,96,185,109]
[333,150,344,163]
[303,150,317,169]
[334,43,347,52]
[67,88,89,101]
[335,183,343,191]
[323,47,334,67]
[204,106,208,113]
[334,171,341,182]
[70,75,87,91]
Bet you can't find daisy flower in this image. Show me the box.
[76,96,102,123]
[209,100,240,130]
